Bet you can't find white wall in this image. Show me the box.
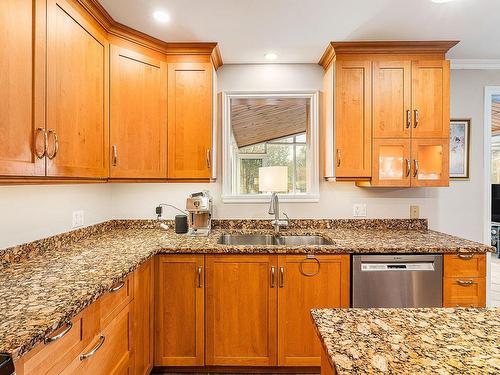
[0,184,111,248]
[2,65,499,249]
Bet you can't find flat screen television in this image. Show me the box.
[492,184,500,223]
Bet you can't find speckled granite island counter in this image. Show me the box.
[311,307,500,374]
[0,219,494,362]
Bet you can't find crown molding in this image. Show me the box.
[319,40,459,69]
[450,59,500,70]
[76,0,223,69]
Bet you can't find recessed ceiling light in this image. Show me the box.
[431,0,456,3]
[264,52,278,61]
[153,10,170,23]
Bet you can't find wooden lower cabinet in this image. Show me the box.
[443,253,486,307]
[278,255,350,366]
[134,259,154,375]
[155,255,205,366]
[205,255,278,366]
[61,303,133,375]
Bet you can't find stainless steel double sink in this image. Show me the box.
[218,234,333,246]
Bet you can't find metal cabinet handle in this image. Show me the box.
[406,110,411,129]
[458,253,474,260]
[47,129,59,159]
[206,149,211,169]
[413,110,419,128]
[279,267,284,288]
[34,127,47,158]
[197,266,203,288]
[270,267,275,288]
[456,279,476,286]
[413,159,419,178]
[405,159,411,177]
[336,149,341,167]
[44,320,73,344]
[109,281,125,292]
[112,145,118,166]
[80,335,105,361]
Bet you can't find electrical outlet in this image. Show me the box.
[410,205,420,219]
[72,210,85,228]
[353,203,367,217]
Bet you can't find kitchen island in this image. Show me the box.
[311,307,500,374]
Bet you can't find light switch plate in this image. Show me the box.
[410,205,420,219]
[353,203,367,217]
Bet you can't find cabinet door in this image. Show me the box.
[277,255,349,367]
[372,61,411,138]
[411,139,449,187]
[133,260,154,375]
[372,139,411,187]
[167,62,212,179]
[0,0,45,176]
[206,255,277,366]
[110,46,167,179]
[155,255,204,366]
[61,303,133,375]
[411,60,450,138]
[46,0,109,178]
[335,60,372,178]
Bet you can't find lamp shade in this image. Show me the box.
[259,166,288,193]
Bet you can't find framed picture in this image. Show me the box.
[449,119,471,179]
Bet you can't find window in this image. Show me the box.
[222,92,319,202]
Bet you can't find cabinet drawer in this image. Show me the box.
[61,303,132,375]
[100,275,134,328]
[444,254,486,278]
[15,303,100,375]
[443,277,486,307]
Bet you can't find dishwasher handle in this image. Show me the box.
[361,262,435,271]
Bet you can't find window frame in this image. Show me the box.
[221,91,320,203]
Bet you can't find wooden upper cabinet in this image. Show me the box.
[168,62,213,179]
[372,139,411,187]
[155,255,205,367]
[46,0,109,178]
[277,255,350,367]
[0,0,46,177]
[411,60,450,139]
[373,61,411,138]
[110,46,167,179]
[335,60,372,178]
[205,255,277,366]
[411,138,449,187]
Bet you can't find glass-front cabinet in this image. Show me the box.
[372,139,448,187]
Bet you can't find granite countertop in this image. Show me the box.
[0,219,494,360]
[311,308,500,374]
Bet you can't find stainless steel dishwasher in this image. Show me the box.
[352,254,442,308]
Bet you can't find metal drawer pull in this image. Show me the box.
[457,253,474,260]
[413,109,419,128]
[47,129,59,159]
[270,267,275,288]
[456,279,476,286]
[405,159,411,177]
[406,110,411,128]
[413,159,419,178]
[112,145,118,166]
[34,127,47,158]
[337,149,341,167]
[80,335,105,361]
[299,254,321,277]
[110,281,125,292]
[44,320,73,344]
[197,266,203,288]
[279,267,284,288]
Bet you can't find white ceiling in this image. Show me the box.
[98,0,500,64]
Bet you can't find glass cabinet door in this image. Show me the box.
[372,139,411,186]
[411,139,449,187]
